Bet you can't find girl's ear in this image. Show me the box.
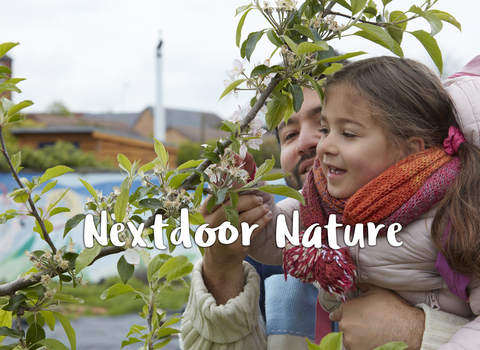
[407,136,425,152]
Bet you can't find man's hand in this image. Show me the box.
[329,284,425,350]
[202,194,272,305]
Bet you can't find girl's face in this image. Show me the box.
[317,84,400,199]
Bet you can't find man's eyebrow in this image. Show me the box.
[277,116,298,131]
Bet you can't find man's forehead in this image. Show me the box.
[277,104,323,130]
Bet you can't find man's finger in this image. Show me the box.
[329,304,343,321]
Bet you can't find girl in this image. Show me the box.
[248,56,480,344]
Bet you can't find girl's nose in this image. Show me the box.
[316,132,338,158]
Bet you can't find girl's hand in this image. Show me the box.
[201,194,272,304]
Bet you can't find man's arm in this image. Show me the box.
[329,285,469,350]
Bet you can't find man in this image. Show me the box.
[180,88,469,350]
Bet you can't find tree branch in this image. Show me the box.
[0,246,126,297]
[144,74,283,228]
[0,127,57,254]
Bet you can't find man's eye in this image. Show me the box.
[320,128,329,134]
[284,132,298,141]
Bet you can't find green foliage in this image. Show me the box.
[45,101,73,116]
[0,141,111,171]
[306,332,408,350]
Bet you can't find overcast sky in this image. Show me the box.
[2,0,479,120]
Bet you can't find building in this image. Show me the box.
[11,107,227,167]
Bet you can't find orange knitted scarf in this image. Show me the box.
[283,147,460,297]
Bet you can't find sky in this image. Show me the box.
[2,0,479,120]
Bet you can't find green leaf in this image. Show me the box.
[39,310,56,331]
[0,43,19,59]
[154,139,169,168]
[250,64,274,78]
[63,213,86,238]
[147,254,172,281]
[155,327,181,338]
[354,23,394,51]
[293,24,316,40]
[219,79,246,100]
[52,294,84,304]
[40,180,57,196]
[100,283,135,300]
[54,312,76,350]
[78,178,98,202]
[265,97,287,130]
[0,66,11,74]
[121,337,142,348]
[354,30,403,57]
[222,204,239,229]
[241,31,265,61]
[39,166,74,185]
[381,0,392,6]
[202,151,221,164]
[117,153,132,173]
[10,151,21,172]
[139,198,163,210]
[333,0,351,11]
[267,29,283,47]
[409,5,442,36]
[229,192,239,209]
[168,173,190,189]
[7,100,33,118]
[114,181,130,223]
[49,207,70,217]
[2,294,27,312]
[351,0,368,15]
[303,75,324,103]
[410,30,443,74]
[0,310,12,343]
[236,7,254,47]
[235,4,252,16]
[288,84,304,113]
[221,120,236,133]
[260,173,287,181]
[117,255,135,284]
[318,332,343,350]
[387,11,408,45]
[297,42,328,55]
[255,157,275,179]
[193,181,204,207]
[428,10,461,31]
[0,326,23,339]
[153,338,172,349]
[35,338,70,350]
[75,244,102,274]
[280,35,299,56]
[26,322,46,346]
[47,188,69,213]
[257,184,305,205]
[373,342,409,350]
[177,159,203,170]
[189,211,205,225]
[158,256,189,280]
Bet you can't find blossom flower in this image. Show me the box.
[223,79,239,99]
[45,287,57,298]
[226,59,245,81]
[43,249,52,260]
[41,275,52,287]
[67,240,76,253]
[124,246,142,265]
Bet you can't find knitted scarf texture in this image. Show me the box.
[283,148,461,297]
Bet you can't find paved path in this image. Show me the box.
[9,314,181,350]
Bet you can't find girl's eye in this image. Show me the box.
[342,132,356,138]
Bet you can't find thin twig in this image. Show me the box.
[0,127,57,254]
[0,245,126,297]
[144,74,283,228]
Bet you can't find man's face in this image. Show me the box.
[277,88,323,190]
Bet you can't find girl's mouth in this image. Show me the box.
[329,167,346,175]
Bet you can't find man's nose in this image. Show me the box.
[295,127,321,155]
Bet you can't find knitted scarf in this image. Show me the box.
[283,148,461,298]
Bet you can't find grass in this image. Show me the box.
[54,276,190,318]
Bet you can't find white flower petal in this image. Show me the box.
[124,249,140,265]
